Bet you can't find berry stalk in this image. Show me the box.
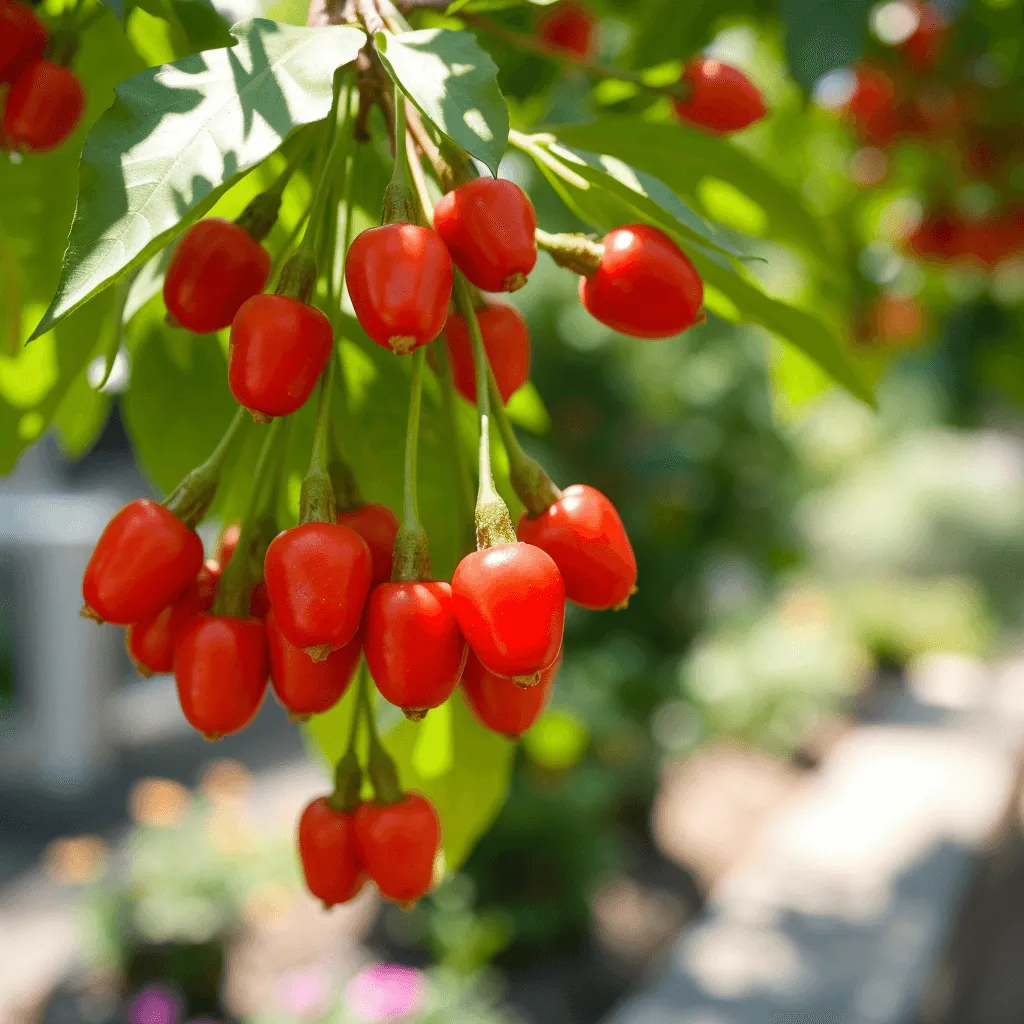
[382,80,416,225]
[453,273,517,549]
[485,369,562,517]
[213,416,285,619]
[164,406,249,527]
[359,663,403,805]
[329,667,366,812]
[391,346,431,581]
[299,357,338,525]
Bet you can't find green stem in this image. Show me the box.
[299,73,349,260]
[382,83,415,224]
[360,665,403,805]
[164,407,249,527]
[299,358,338,525]
[268,127,317,200]
[391,348,431,581]
[403,349,425,528]
[329,668,366,812]
[435,343,476,550]
[453,274,517,549]
[213,418,285,619]
[405,131,435,224]
[487,372,562,516]
[462,12,689,100]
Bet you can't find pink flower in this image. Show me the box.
[345,964,424,1021]
[276,967,331,1019]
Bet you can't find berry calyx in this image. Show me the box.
[126,562,219,676]
[298,797,367,908]
[164,219,271,335]
[578,225,704,339]
[3,60,84,153]
[354,793,440,905]
[82,499,205,626]
[364,582,467,719]
[672,58,766,134]
[433,178,538,293]
[173,613,269,739]
[345,224,453,355]
[462,652,559,737]
[537,1,595,57]
[444,302,530,406]
[263,522,372,658]
[266,606,361,719]
[0,0,47,85]
[336,503,399,587]
[228,294,334,421]
[451,542,565,681]
[517,484,636,611]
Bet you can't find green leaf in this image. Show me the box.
[53,367,112,459]
[533,133,742,259]
[32,18,367,341]
[553,119,836,264]
[134,0,235,51]
[512,132,871,403]
[121,318,238,493]
[374,28,508,176]
[0,11,144,470]
[777,0,873,92]
[689,251,874,406]
[308,688,515,874]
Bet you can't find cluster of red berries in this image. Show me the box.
[841,2,1024,270]
[0,0,84,153]
[80,1,760,907]
[536,2,766,136]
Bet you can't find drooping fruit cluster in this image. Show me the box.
[1,0,85,153]
[75,7,670,912]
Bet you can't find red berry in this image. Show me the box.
[263,523,372,653]
[0,0,46,85]
[900,3,946,71]
[336,503,399,587]
[266,606,361,718]
[444,302,530,406]
[579,225,703,339]
[83,499,204,625]
[673,58,766,134]
[909,210,965,262]
[164,219,271,335]
[451,542,564,679]
[537,1,594,57]
[433,179,538,293]
[847,66,901,147]
[249,579,271,619]
[174,614,269,738]
[298,797,367,907]
[354,793,439,904]
[517,485,636,611]
[3,60,84,153]
[345,224,453,355]
[462,652,558,738]
[229,294,334,418]
[126,563,219,675]
[365,582,466,716]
